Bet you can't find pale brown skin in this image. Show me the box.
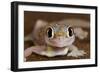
[24,19,88,60]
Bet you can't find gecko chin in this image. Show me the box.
[45,36,75,48]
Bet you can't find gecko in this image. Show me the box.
[24,19,88,60]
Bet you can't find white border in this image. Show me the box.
[18,5,96,68]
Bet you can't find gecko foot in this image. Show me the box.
[67,49,86,58]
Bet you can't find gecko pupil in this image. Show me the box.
[68,27,73,37]
[47,28,53,38]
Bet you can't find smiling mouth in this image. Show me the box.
[52,38,71,43]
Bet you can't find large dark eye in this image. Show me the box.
[67,27,74,37]
[47,27,54,38]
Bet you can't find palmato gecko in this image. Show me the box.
[24,19,88,60]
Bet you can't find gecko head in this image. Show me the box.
[45,23,75,48]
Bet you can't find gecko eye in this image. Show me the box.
[46,27,54,38]
[67,26,74,37]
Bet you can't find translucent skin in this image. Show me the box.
[45,34,75,48]
[45,23,75,48]
[24,20,87,60]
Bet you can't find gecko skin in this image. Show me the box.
[24,20,88,60]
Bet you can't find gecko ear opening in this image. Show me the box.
[46,27,54,38]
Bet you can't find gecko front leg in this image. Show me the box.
[24,46,45,61]
[67,45,86,57]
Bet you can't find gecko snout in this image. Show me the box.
[55,31,66,37]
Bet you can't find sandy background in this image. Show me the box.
[24,11,90,62]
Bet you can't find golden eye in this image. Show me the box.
[46,27,54,38]
[67,27,74,37]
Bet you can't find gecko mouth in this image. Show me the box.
[51,38,72,43]
[45,35,75,47]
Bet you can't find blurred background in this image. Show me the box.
[24,11,90,62]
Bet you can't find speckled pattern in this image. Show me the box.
[24,28,90,62]
[24,11,90,62]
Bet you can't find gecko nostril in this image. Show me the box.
[58,37,63,40]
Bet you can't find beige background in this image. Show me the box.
[24,11,90,61]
